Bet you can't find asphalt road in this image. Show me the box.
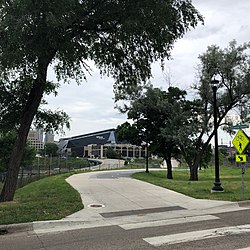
[1,209,250,250]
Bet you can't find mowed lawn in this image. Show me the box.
[0,173,83,225]
[132,165,250,201]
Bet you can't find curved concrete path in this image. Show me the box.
[33,169,247,234]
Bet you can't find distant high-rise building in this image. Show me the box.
[27,128,44,151]
[44,131,54,144]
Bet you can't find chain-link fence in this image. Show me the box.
[0,157,162,192]
[0,157,91,191]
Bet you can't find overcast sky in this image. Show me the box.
[46,0,250,143]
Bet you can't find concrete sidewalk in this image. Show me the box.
[32,169,248,234]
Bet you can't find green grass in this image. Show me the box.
[132,166,250,201]
[126,158,162,169]
[0,173,83,225]
[1,165,248,225]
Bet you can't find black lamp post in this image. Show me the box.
[145,141,149,173]
[142,128,149,173]
[211,79,224,192]
[145,129,149,173]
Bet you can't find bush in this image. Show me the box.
[105,147,121,159]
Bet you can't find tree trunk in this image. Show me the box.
[0,62,48,202]
[189,154,201,181]
[189,165,198,181]
[165,156,173,179]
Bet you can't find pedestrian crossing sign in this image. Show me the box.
[232,129,249,154]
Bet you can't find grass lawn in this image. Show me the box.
[0,165,249,225]
[0,173,83,225]
[132,165,250,201]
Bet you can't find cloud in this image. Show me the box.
[45,65,126,139]
[46,0,250,143]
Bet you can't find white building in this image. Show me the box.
[27,129,44,151]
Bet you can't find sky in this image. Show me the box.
[45,0,250,144]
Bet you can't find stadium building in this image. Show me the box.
[58,128,145,159]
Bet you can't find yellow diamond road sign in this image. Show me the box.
[232,129,249,154]
[236,154,247,163]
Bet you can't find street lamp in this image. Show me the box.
[141,128,149,173]
[211,78,224,192]
[141,140,149,173]
[145,141,149,173]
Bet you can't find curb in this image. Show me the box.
[238,200,250,207]
[0,222,33,235]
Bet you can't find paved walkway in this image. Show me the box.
[33,169,247,234]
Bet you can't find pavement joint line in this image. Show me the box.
[100,206,186,218]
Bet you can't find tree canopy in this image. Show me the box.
[0,0,203,201]
[117,86,196,179]
[0,0,203,92]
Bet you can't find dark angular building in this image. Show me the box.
[58,128,145,158]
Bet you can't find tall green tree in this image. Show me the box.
[117,87,193,179]
[0,0,203,201]
[188,40,250,180]
[118,88,166,174]
[157,87,196,179]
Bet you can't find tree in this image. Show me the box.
[44,143,59,157]
[152,88,204,179]
[118,87,165,173]
[0,78,70,134]
[118,86,192,179]
[21,143,36,170]
[105,147,121,159]
[188,40,250,180]
[0,0,203,201]
[0,133,16,173]
[0,132,36,173]
[116,122,141,146]
[150,87,188,179]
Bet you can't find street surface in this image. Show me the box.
[1,169,250,249]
